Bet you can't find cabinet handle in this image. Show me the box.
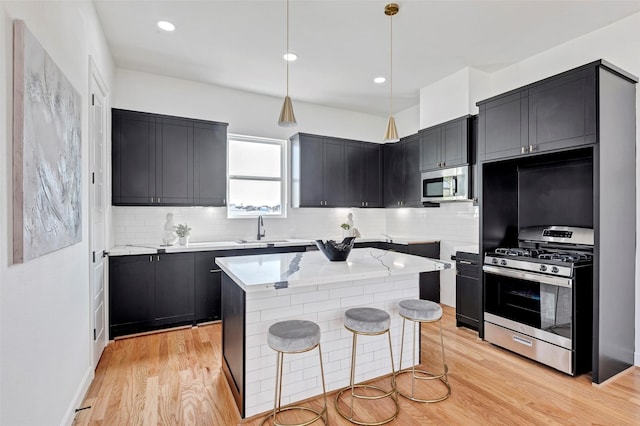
[209,269,222,273]
[156,255,160,262]
[157,197,161,203]
[458,260,473,265]
[223,199,226,205]
[151,197,154,203]
[442,161,446,167]
[529,145,537,152]
[149,255,153,262]
[365,201,368,207]
[512,335,533,347]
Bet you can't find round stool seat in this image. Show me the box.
[398,299,442,322]
[344,307,390,334]
[267,320,321,353]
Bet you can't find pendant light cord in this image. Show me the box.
[286,0,290,97]
[389,13,393,116]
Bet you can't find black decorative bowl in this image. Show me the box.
[315,237,356,261]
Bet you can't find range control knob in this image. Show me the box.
[500,259,507,266]
[492,258,498,265]
[539,265,547,272]
[551,266,559,273]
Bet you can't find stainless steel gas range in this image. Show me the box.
[483,226,594,375]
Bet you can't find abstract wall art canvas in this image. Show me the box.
[13,20,82,264]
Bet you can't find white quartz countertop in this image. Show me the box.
[107,235,441,256]
[215,247,451,292]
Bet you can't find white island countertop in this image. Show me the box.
[215,247,451,292]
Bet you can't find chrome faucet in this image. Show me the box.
[257,215,266,240]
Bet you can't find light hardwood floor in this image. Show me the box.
[74,307,640,425]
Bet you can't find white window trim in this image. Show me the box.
[227,134,287,218]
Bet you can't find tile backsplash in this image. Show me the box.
[112,206,387,246]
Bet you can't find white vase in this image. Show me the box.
[179,236,189,246]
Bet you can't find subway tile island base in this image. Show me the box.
[215,247,450,418]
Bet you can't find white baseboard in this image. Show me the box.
[61,367,95,426]
[635,351,640,367]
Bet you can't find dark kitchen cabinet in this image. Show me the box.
[291,133,382,208]
[155,116,194,205]
[419,115,470,171]
[154,252,195,326]
[109,252,195,339]
[477,90,528,162]
[454,251,481,332]
[478,66,596,162]
[109,254,155,338]
[195,251,222,322]
[528,68,596,151]
[193,121,228,206]
[112,110,156,205]
[383,134,421,207]
[112,109,228,206]
[346,142,382,207]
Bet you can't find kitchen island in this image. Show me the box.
[215,247,450,418]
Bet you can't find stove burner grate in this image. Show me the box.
[495,247,545,258]
[538,252,591,262]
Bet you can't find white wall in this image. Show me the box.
[0,1,114,425]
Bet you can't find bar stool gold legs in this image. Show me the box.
[261,320,328,426]
[397,299,451,403]
[335,307,399,426]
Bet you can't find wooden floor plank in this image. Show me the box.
[75,307,640,425]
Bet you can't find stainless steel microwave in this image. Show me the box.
[421,166,469,202]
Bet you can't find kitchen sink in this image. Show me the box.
[236,239,290,244]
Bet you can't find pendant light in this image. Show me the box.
[383,3,399,142]
[278,0,297,127]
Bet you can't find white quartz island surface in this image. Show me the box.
[215,247,450,292]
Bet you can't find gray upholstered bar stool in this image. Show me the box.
[397,299,451,403]
[335,307,399,426]
[261,320,328,426]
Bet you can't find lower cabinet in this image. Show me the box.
[195,251,222,323]
[454,251,481,332]
[110,245,310,339]
[110,253,194,338]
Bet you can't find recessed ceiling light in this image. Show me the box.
[374,77,386,84]
[157,20,175,32]
[283,52,298,61]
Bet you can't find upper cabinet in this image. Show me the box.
[477,65,597,162]
[291,133,382,208]
[383,133,421,207]
[112,109,228,206]
[419,115,471,171]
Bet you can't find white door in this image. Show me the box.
[89,58,108,369]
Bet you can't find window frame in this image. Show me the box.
[226,134,287,218]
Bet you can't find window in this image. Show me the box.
[227,135,286,218]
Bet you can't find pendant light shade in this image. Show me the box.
[383,3,399,142]
[278,0,297,127]
[278,95,297,127]
[384,115,399,142]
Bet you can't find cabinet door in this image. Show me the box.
[402,135,421,206]
[298,135,324,207]
[154,253,195,326]
[109,255,155,338]
[194,252,221,322]
[345,142,364,207]
[480,91,529,161]
[112,110,156,205]
[456,267,481,330]
[383,143,403,207]
[156,117,194,205]
[194,122,227,206]
[322,139,346,206]
[442,118,468,167]
[420,127,441,171]
[362,144,382,207]
[529,68,596,152]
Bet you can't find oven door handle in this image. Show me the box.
[483,265,572,288]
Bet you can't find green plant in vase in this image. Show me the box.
[174,223,192,245]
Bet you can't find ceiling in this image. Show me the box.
[92,0,640,116]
